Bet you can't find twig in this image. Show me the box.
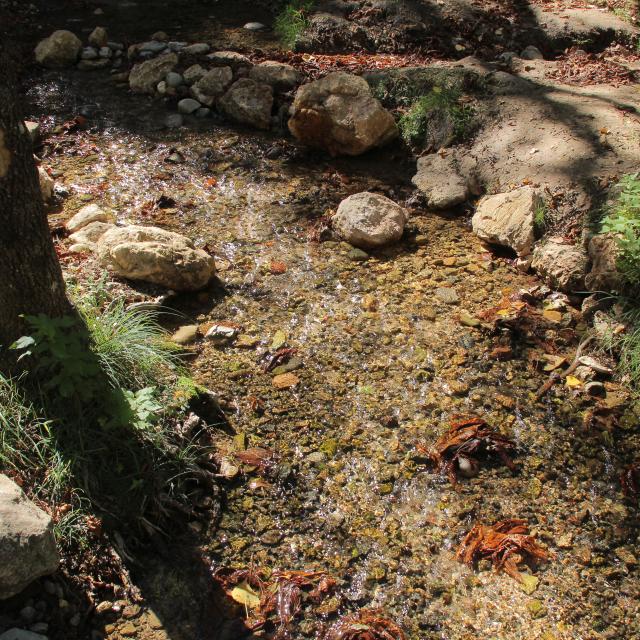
[535,336,595,401]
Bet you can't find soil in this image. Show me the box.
[1,0,640,639]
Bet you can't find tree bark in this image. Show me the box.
[0,38,70,373]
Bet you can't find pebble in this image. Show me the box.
[435,287,459,304]
[195,107,211,118]
[98,46,112,58]
[81,47,98,60]
[95,601,113,614]
[347,247,369,262]
[165,71,183,87]
[182,43,210,55]
[139,40,167,53]
[20,606,36,622]
[171,325,199,344]
[244,22,266,30]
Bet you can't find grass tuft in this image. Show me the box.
[274,0,312,49]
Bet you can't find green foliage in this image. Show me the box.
[534,202,549,235]
[601,173,640,286]
[274,0,312,49]
[3,277,216,542]
[397,85,476,149]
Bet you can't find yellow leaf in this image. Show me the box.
[565,375,582,389]
[230,581,260,609]
[543,309,562,323]
[519,573,539,594]
[542,354,566,372]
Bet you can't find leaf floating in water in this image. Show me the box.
[270,330,287,350]
[456,519,551,585]
[417,415,516,484]
[272,372,300,389]
[230,581,261,609]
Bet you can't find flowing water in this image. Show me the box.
[20,4,640,639]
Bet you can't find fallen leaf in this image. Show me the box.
[543,309,563,323]
[542,354,567,371]
[565,375,583,389]
[270,260,287,274]
[270,330,287,350]
[230,581,261,609]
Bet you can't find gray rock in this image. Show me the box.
[98,46,112,58]
[129,53,178,94]
[219,78,274,130]
[206,50,252,68]
[531,237,588,293]
[520,45,544,60]
[249,61,301,91]
[289,72,397,156]
[139,40,167,54]
[165,71,183,87]
[66,203,115,232]
[34,30,82,68]
[0,475,59,600]
[156,80,168,95]
[244,22,266,30]
[190,67,233,106]
[182,43,210,55]
[412,154,470,209]
[107,41,124,51]
[333,192,407,249]
[195,107,211,118]
[164,114,184,128]
[88,26,108,48]
[178,98,201,114]
[472,187,540,257]
[167,41,188,51]
[183,64,206,85]
[80,46,98,60]
[151,31,169,42]
[97,225,216,291]
[0,629,48,640]
[585,233,621,292]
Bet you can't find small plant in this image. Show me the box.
[534,201,548,235]
[398,85,475,150]
[274,0,312,49]
[601,172,640,286]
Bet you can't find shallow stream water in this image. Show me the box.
[20,4,640,639]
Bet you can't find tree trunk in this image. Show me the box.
[0,39,70,373]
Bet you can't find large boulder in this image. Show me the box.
[288,72,398,157]
[69,221,116,247]
[190,67,233,106]
[219,79,273,130]
[97,225,215,291]
[585,233,621,292]
[531,237,588,293]
[471,187,541,257]
[34,30,82,68]
[0,474,59,600]
[249,61,301,91]
[129,53,178,94]
[333,192,407,249]
[412,154,470,209]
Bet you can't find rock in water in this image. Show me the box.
[129,53,178,94]
[34,30,82,68]
[333,192,407,249]
[288,72,397,156]
[531,237,588,293]
[97,225,215,291]
[0,475,59,600]
[219,79,274,130]
[471,187,540,257]
[411,154,470,209]
[249,61,301,91]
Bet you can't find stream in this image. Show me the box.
[19,2,640,639]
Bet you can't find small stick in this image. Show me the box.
[535,336,595,401]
